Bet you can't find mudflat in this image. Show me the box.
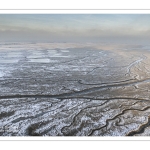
[0,42,150,136]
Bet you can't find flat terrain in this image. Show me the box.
[1,42,150,136]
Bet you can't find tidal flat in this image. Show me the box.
[1,42,150,136]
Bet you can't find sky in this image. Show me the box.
[0,14,150,43]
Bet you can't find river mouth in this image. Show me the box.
[0,42,150,136]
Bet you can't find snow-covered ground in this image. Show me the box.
[0,42,150,136]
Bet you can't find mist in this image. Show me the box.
[0,14,150,44]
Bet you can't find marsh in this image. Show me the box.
[0,42,150,136]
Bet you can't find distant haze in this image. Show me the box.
[0,14,150,43]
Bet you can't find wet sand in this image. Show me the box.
[1,42,150,136]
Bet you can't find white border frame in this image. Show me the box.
[0,10,150,14]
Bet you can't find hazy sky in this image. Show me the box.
[0,14,150,43]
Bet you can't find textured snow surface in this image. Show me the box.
[1,42,150,136]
